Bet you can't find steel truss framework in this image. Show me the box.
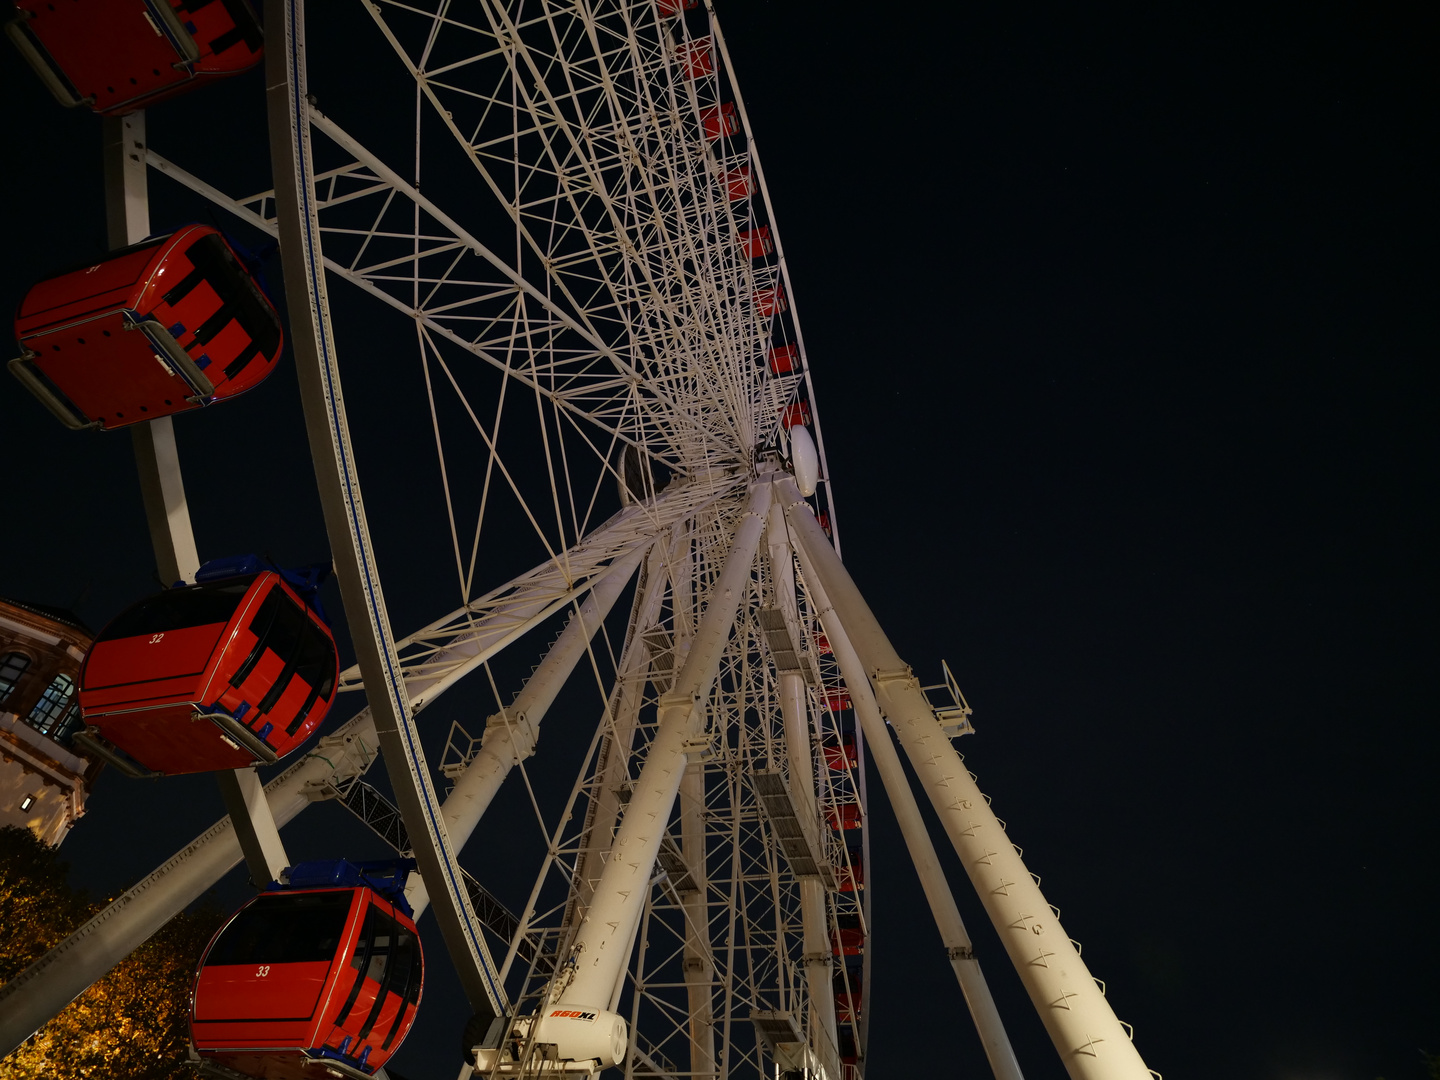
[0,1,1162,1079]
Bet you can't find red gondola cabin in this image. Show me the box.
[76,558,337,777]
[823,734,858,772]
[192,860,423,1079]
[10,224,282,431]
[826,802,863,832]
[740,226,774,260]
[701,102,739,142]
[6,0,262,116]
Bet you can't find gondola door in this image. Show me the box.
[313,895,423,1073]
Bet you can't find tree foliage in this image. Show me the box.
[0,826,225,1079]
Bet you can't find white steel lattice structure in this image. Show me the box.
[0,1,1160,1079]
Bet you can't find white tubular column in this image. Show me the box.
[569,547,673,925]
[0,710,380,1057]
[556,483,771,1010]
[766,505,839,1076]
[406,551,643,917]
[441,551,645,862]
[802,564,1023,1080]
[679,762,714,1079]
[778,478,1153,1080]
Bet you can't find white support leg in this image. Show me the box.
[766,506,840,1077]
[679,762,715,1080]
[569,547,674,927]
[778,478,1153,1080]
[802,564,1023,1080]
[131,418,201,586]
[103,111,201,588]
[554,483,772,1011]
[215,767,290,887]
[400,550,646,921]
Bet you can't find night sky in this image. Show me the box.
[2,2,1436,1079]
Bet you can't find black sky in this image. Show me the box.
[2,2,1437,1079]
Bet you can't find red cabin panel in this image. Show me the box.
[821,689,852,714]
[193,874,423,1080]
[831,927,864,956]
[824,734,858,772]
[78,569,337,776]
[721,165,754,201]
[817,511,832,537]
[7,0,263,116]
[766,343,796,374]
[756,285,787,317]
[827,802,863,831]
[780,400,810,429]
[676,37,712,80]
[11,225,283,431]
[814,631,832,656]
[740,226,774,260]
[836,990,862,1024]
[655,0,697,14]
[701,102,739,141]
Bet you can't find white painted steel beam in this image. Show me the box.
[679,762,715,1080]
[408,549,645,918]
[265,0,502,1016]
[336,477,738,705]
[765,504,839,1078]
[565,545,674,932]
[215,767,290,888]
[555,482,772,1010]
[777,477,1153,1080]
[799,554,1022,1080]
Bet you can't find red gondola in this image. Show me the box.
[740,226,774,260]
[831,917,864,957]
[756,285,787,318]
[826,802,863,832]
[10,224,282,431]
[701,102,739,142]
[823,734,858,772]
[779,401,809,430]
[75,557,337,777]
[721,164,753,202]
[192,860,423,1080]
[6,0,262,116]
[675,36,712,81]
[766,343,796,374]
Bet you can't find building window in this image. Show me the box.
[27,674,77,737]
[0,653,30,705]
[19,794,35,812]
[50,701,85,746]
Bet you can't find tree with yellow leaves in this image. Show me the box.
[0,826,225,1079]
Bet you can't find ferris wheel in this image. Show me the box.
[0,1,1160,1078]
